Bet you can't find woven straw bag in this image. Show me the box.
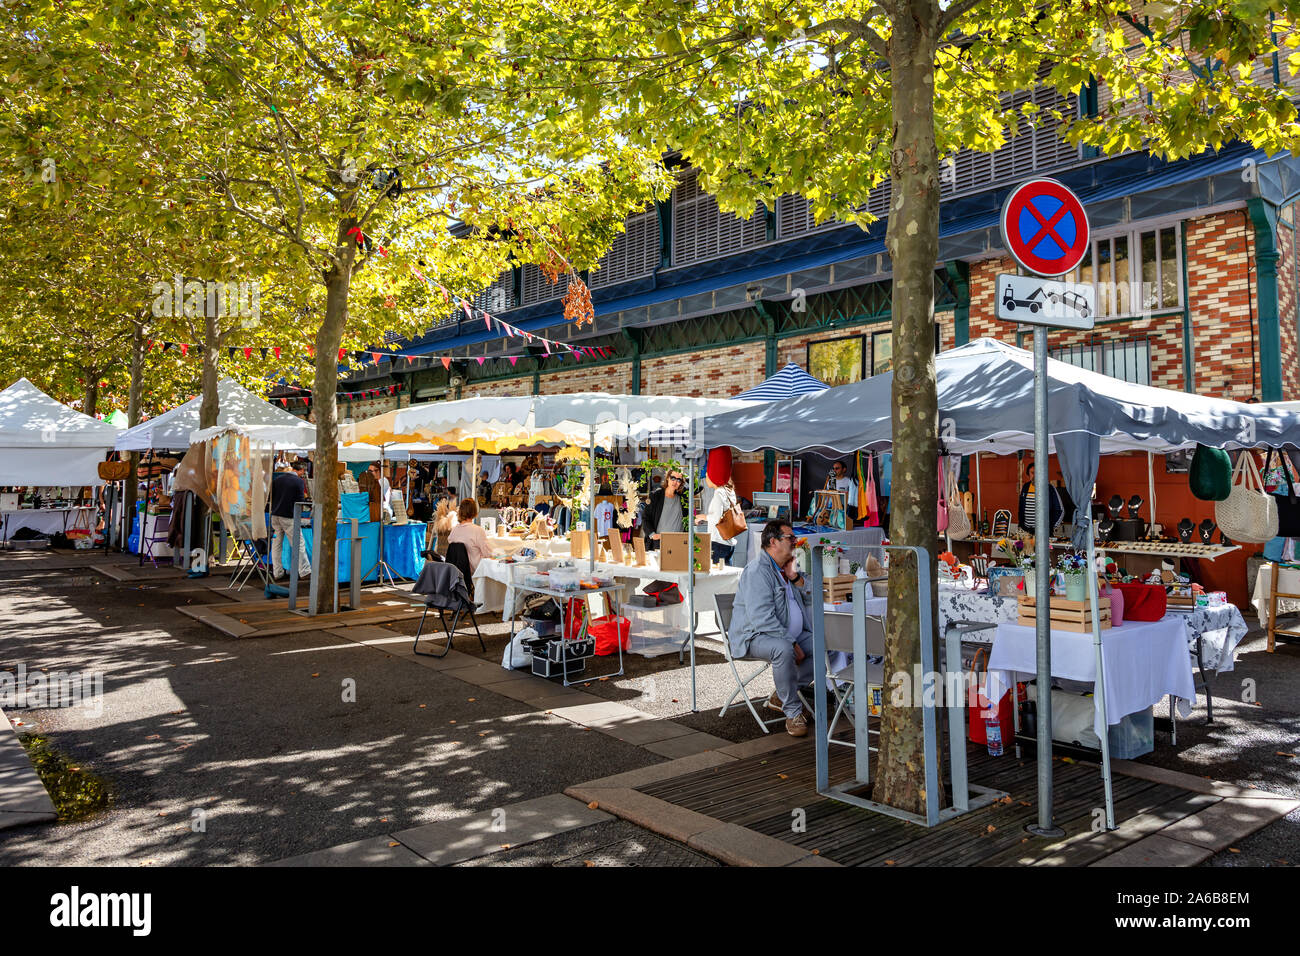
[946,464,972,540]
[1215,452,1278,543]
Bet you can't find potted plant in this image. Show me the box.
[818,538,846,579]
[1057,551,1091,601]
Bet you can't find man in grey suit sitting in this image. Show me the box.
[729,519,815,737]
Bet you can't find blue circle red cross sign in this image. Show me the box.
[1000,178,1090,277]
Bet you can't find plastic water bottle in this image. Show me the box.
[984,716,1004,757]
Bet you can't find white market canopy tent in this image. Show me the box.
[0,378,122,486]
[117,378,314,452]
[695,338,1300,458]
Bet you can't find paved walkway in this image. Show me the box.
[2,550,1298,866]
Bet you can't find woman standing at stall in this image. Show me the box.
[700,448,743,565]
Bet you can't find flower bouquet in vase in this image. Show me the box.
[1057,552,1091,601]
[818,538,847,579]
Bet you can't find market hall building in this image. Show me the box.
[322,70,1300,608]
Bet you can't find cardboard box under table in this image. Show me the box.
[985,615,1196,755]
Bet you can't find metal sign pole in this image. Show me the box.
[1028,326,1063,837]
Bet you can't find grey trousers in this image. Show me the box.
[744,631,815,719]
[271,514,310,577]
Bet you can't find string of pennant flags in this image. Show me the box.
[136,232,615,409]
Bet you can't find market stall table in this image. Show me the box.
[1251,563,1300,650]
[282,520,427,583]
[1,506,95,544]
[473,556,564,617]
[985,616,1196,740]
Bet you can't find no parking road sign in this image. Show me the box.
[1000,178,1089,277]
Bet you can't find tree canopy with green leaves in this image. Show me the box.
[3,0,671,610]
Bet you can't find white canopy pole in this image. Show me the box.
[1147,452,1156,535]
[688,454,697,712]
[975,451,983,533]
[1087,529,1117,830]
[588,425,597,574]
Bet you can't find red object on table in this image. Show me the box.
[1111,583,1166,621]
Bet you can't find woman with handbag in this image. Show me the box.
[701,448,745,565]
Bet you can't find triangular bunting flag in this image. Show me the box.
[338,348,347,361]
[227,347,237,360]
[260,348,268,360]
[372,352,382,363]
[508,356,518,367]
[180,344,189,357]
[273,347,281,359]
[280,399,288,407]
[476,356,485,366]
[440,356,451,370]
[244,347,253,359]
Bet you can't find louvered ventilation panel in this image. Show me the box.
[591,208,659,289]
[470,271,514,314]
[521,263,569,306]
[672,167,766,265]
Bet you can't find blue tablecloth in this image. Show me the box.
[282,520,426,582]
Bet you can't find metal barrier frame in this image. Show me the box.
[810,542,1006,827]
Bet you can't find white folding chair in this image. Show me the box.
[227,539,272,591]
[714,593,786,734]
[824,609,886,749]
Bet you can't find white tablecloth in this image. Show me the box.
[472,557,565,617]
[486,535,570,557]
[1252,563,1300,628]
[1,507,92,541]
[986,617,1196,737]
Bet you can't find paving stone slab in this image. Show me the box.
[687,822,809,867]
[267,836,431,867]
[0,809,57,830]
[1157,796,1300,852]
[714,732,808,759]
[642,731,732,759]
[574,750,735,792]
[597,718,697,747]
[786,853,843,867]
[1089,833,1215,867]
[0,708,56,822]
[1112,759,1299,800]
[529,694,604,713]
[548,701,648,730]
[561,786,719,845]
[392,793,610,865]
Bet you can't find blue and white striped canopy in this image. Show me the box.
[735,363,829,401]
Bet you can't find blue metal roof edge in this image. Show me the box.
[400,142,1279,358]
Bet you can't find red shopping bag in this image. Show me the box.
[589,616,631,656]
[1112,583,1165,621]
[967,648,1014,746]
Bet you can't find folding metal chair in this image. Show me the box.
[410,560,485,658]
[141,513,172,568]
[714,593,786,734]
[227,538,272,591]
[824,609,886,749]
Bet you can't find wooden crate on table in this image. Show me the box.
[1016,595,1112,632]
[1166,594,1196,608]
[823,574,857,603]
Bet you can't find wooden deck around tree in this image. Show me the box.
[637,728,1228,866]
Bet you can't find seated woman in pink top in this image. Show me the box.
[447,498,495,573]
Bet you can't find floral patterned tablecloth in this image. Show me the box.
[934,584,1247,673]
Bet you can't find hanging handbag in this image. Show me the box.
[937,459,950,534]
[715,488,746,542]
[1264,449,1300,537]
[1189,444,1232,501]
[861,454,881,528]
[946,461,972,540]
[1215,451,1278,543]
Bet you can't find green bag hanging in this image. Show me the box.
[1189,444,1232,501]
